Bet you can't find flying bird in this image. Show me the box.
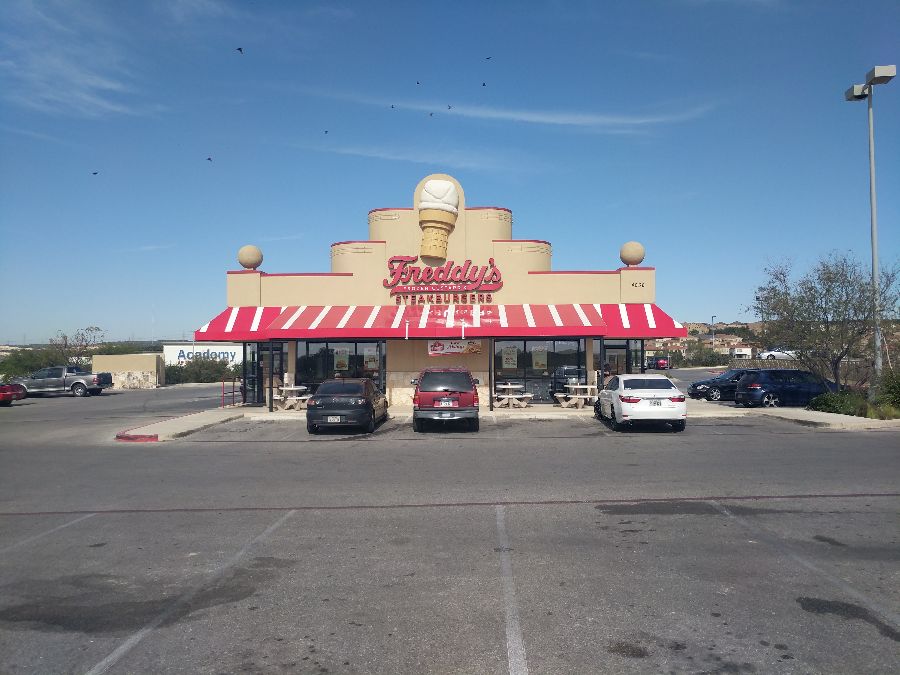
[485,56,492,60]
[429,112,434,117]
[447,105,452,110]
[391,104,395,109]
[416,80,420,85]
[324,130,328,134]
[482,82,486,87]
[236,47,243,54]
[92,171,99,175]
[206,157,212,162]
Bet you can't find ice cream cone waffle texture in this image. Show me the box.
[418,180,459,259]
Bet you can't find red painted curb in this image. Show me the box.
[115,433,159,443]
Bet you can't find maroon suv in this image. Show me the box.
[411,367,480,432]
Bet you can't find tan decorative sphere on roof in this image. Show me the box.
[619,241,645,266]
[238,245,263,270]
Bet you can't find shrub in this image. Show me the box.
[808,391,868,416]
[165,359,240,385]
[808,389,900,419]
[879,369,900,408]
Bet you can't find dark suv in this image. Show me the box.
[688,368,758,401]
[411,368,480,432]
[734,369,835,408]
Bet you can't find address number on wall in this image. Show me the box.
[631,282,645,288]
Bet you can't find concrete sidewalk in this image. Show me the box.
[115,397,900,441]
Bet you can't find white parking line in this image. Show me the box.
[83,509,297,675]
[0,513,96,555]
[495,505,529,675]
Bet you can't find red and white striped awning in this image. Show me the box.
[195,304,684,341]
[195,306,287,342]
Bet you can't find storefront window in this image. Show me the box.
[494,339,584,403]
[296,341,385,392]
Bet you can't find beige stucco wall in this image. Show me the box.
[384,339,490,407]
[92,354,165,389]
[226,173,655,308]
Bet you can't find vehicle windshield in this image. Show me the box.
[716,370,740,380]
[419,372,472,392]
[623,379,676,390]
[315,382,365,395]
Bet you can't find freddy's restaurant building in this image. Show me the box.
[194,174,686,409]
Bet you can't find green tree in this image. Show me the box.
[752,252,899,388]
[0,348,59,381]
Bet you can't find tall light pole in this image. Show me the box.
[845,65,895,398]
[711,315,717,354]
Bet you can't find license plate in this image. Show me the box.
[437,400,457,407]
[326,416,341,423]
[650,399,661,407]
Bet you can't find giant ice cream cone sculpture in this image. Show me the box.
[418,179,459,259]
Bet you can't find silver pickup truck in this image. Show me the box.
[14,366,113,397]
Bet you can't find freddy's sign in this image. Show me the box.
[383,256,503,296]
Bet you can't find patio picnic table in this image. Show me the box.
[554,384,598,408]
[494,383,533,408]
[278,385,309,410]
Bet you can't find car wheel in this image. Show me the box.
[706,387,721,402]
[413,418,423,433]
[72,383,88,397]
[766,354,776,360]
[671,420,686,432]
[307,422,318,434]
[761,393,780,407]
[365,414,376,434]
[611,409,625,432]
[469,418,480,432]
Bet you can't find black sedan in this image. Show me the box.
[687,368,758,402]
[306,378,388,434]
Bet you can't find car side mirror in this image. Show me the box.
[473,379,480,385]
[410,379,418,385]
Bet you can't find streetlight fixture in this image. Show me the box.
[845,64,895,398]
[711,315,717,354]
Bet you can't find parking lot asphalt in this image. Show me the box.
[1,389,899,674]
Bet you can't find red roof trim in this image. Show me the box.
[466,206,512,213]
[528,270,618,275]
[493,239,551,245]
[331,240,386,247]
[263,272,354,277]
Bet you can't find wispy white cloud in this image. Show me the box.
[293,87,714,133]
[296,142,533,173]
[0,1,158,118]
[259,233,308,242]
[120,243,177,253]
[162,0,237,23]
[0,124,80,147]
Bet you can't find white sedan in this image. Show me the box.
[594,374,687,432]
[757,348,797,360]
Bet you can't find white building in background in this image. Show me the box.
[163,343,243,367]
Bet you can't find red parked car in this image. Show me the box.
[0,383,26,407]
[411,367,480,432]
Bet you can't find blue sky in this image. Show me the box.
[1,0,898,344]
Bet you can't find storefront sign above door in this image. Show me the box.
[427,339,483,356]
[383,256,503,296]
